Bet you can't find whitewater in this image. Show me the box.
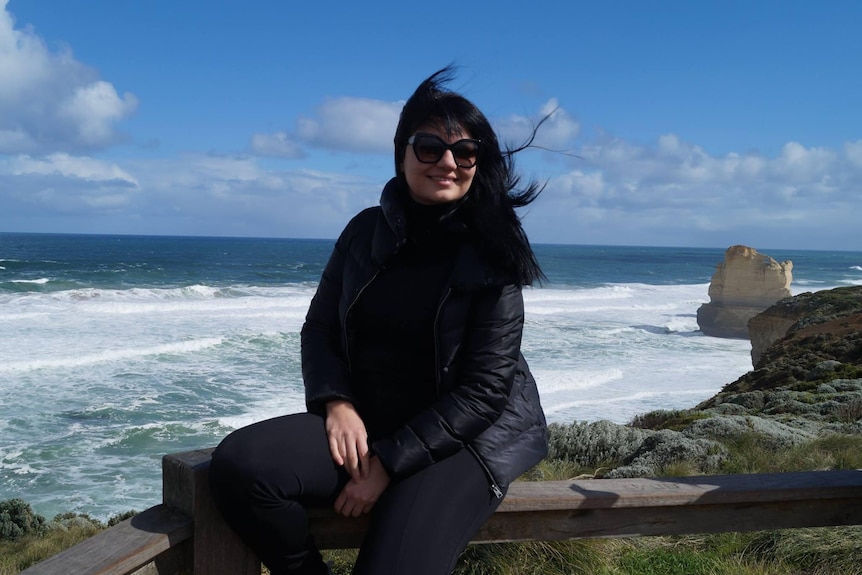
[1,233,860,519]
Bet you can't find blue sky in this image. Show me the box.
[1,0,860,250]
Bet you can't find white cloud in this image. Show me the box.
[0,149,385,236]
[58,81,138,146]
[526,131,862,248]
[0,1,137,154]
[845,140,862,168]
[251,96,580,161]
[118,154,382,237]
[3,127,860,250]
[495,99,580,150]
[7,153,138,183]
[0,153,139,215]
[295,97,402,153]
[249,132,306,159]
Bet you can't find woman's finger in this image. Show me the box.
[357,440,371,479]
[327,434,344,466]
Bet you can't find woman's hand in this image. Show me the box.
[325,400,369,481]
[334,456,390,517]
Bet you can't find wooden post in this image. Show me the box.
[162,449,260,575]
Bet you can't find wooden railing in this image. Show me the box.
[19,448,862,575]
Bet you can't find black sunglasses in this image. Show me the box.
[407,133,481,168]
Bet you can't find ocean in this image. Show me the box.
[2,232,861,520]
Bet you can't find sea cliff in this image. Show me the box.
[548,285,862,477]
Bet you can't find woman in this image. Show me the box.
[209,67,548,575]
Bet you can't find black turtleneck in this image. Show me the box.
[348,197,465,440]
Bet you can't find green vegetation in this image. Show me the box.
[1,499,46,542]
[630,409,711,432]
[0,502,136,575]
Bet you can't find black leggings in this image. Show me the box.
[209,413,505,575]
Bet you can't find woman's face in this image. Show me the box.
[402,123,477,205]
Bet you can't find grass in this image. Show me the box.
[0,509,136,575]
[0,522,102,575]
[720,432,862,474]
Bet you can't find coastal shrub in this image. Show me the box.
[546,420,652,469]
[837,396,862,422]
[605,430,727,478]
[806,360,843,381]
[107,510,138,526]
[0,499,46,542]
[47,512,104,533]
[629,409,710,432]
[832,365,862,381]
[831,379,862,393]
[762,389,824,418]
[705,402,750,416]
[788,379,821,393]
[720,390,765,411]
[817,383,838,394]
[685,414,816,448]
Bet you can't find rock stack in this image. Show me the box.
[696,245,793,339]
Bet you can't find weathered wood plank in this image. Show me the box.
[496,469,862,510]
[474,497,862,543]
[298,469,862,549]
[18,504,192,575]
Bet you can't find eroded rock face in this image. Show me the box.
[748,303,805,367]
[696,245,793,339]
[747,285,862,368]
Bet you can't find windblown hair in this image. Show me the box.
[393,66,546,286]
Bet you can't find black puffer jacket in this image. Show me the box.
[301,179,547,496]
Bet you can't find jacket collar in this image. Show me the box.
[374,178,508,291]
[379,178,408,247]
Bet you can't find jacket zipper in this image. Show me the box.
[468,445,504,499]
[343,269,382,372]
[434,287,504,500]
[431,287,452,399]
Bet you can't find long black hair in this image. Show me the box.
[393,67,547,286]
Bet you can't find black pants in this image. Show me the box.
[209,413,505,575]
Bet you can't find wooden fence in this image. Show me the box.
[19,448,862,575]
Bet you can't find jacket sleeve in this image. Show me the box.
[301,233,355,416]
[372,283,523,478]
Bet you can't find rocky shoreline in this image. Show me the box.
[548,285,862,477]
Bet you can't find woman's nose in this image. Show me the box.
[437,149,458,169]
